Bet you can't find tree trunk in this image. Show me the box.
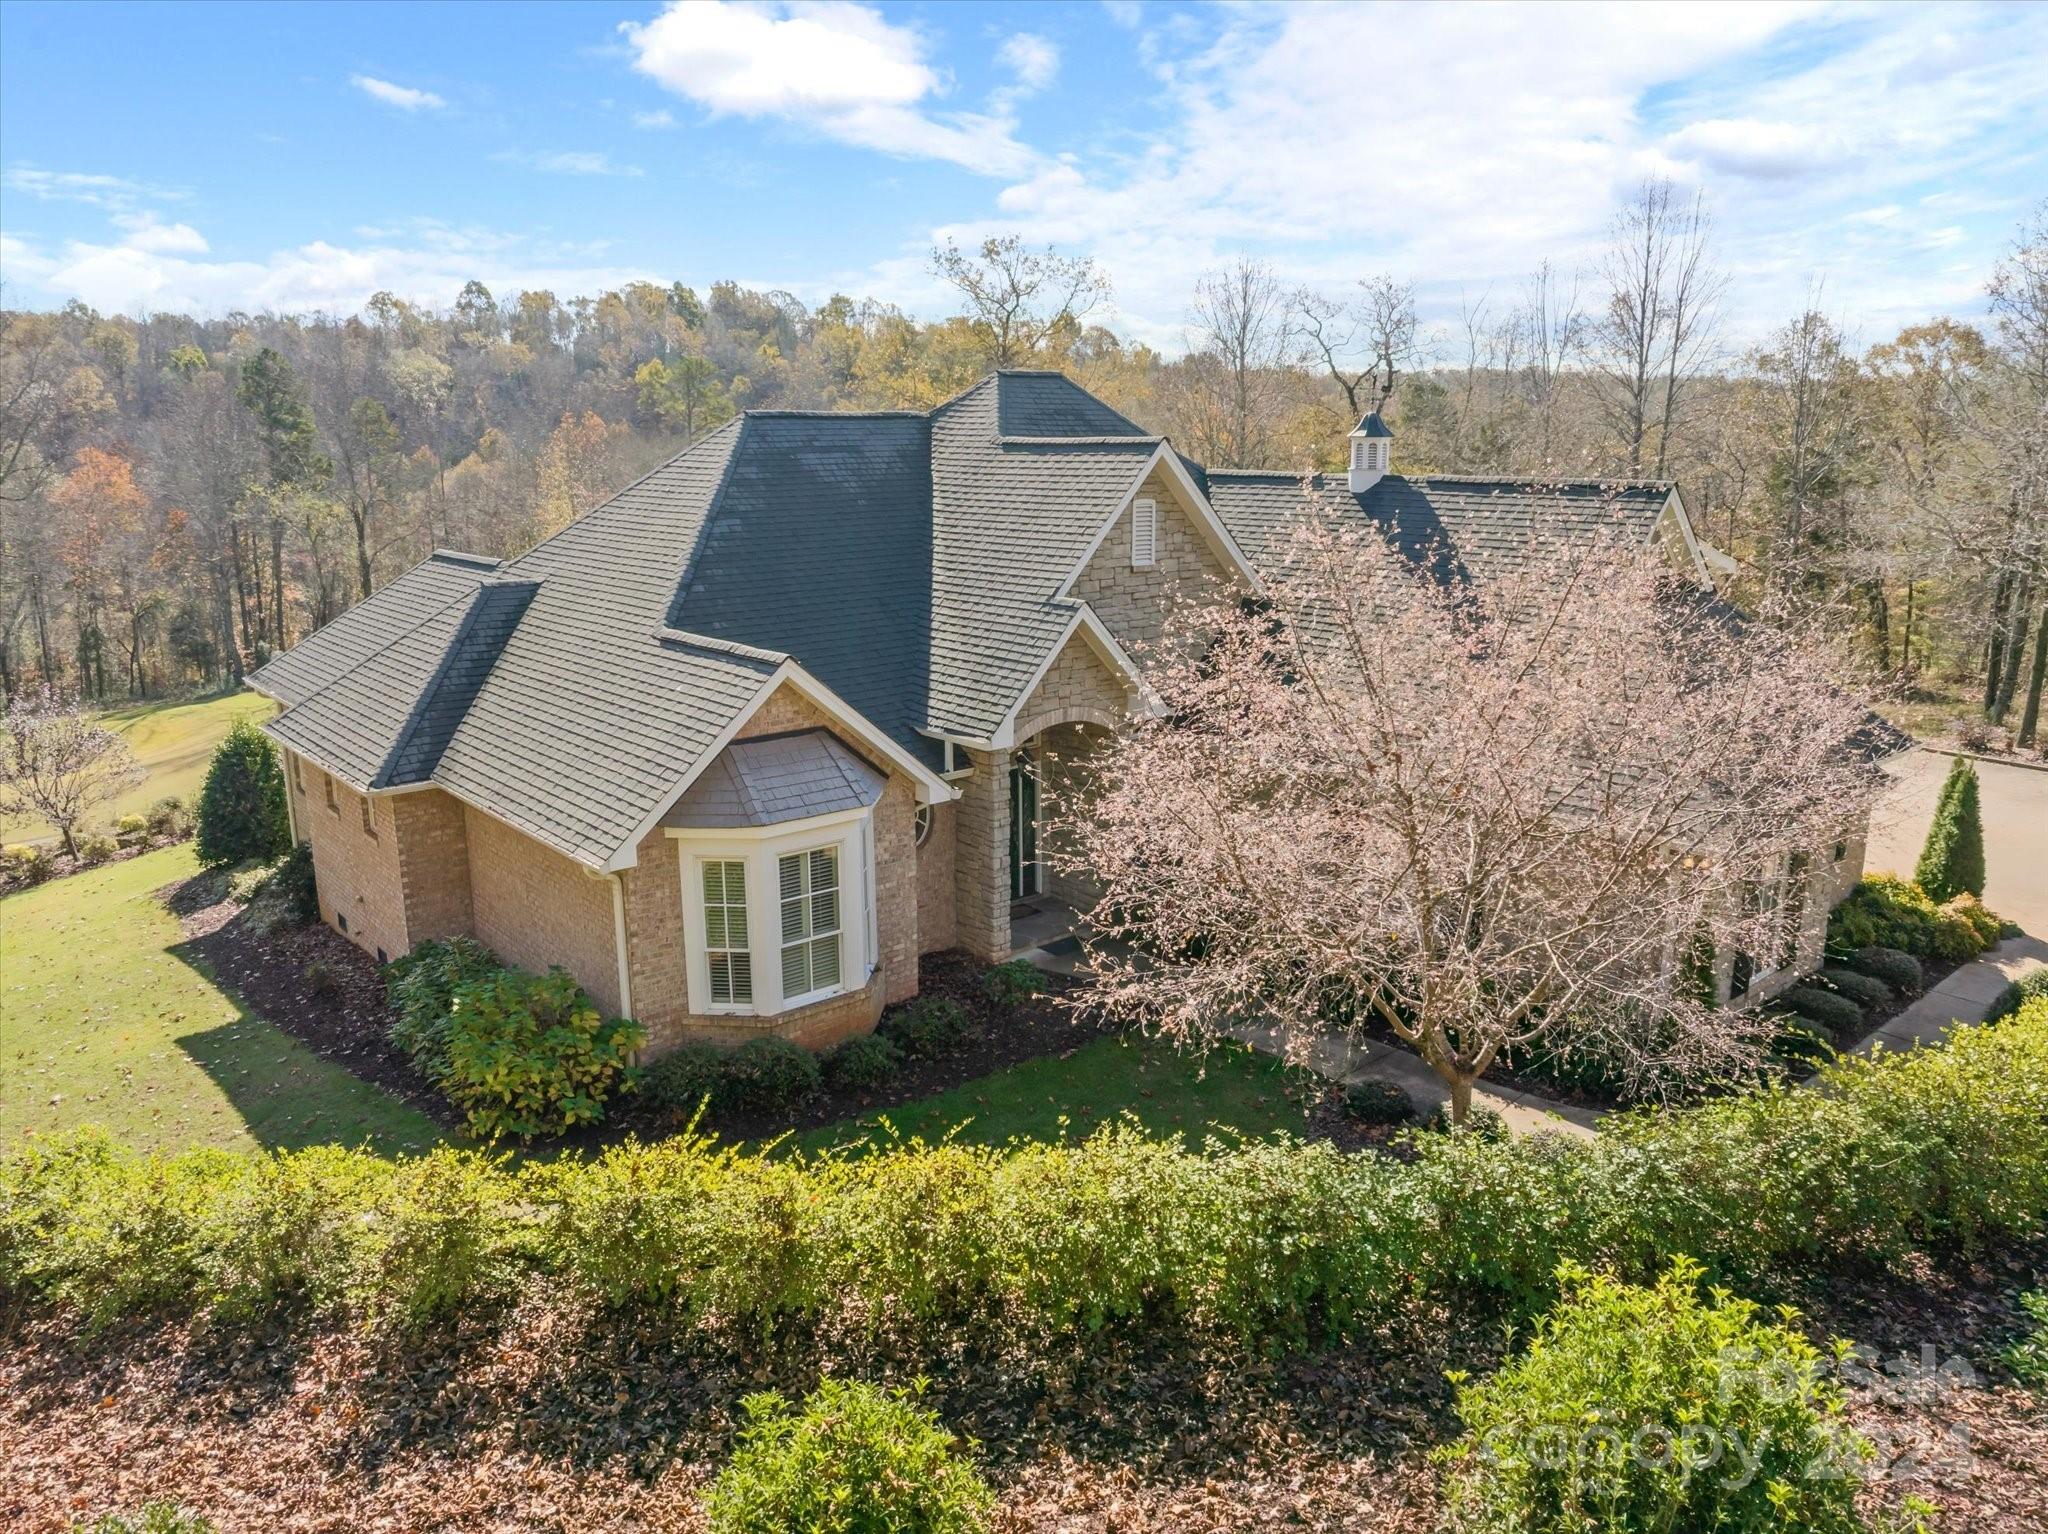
[353,504,373,600]
[2019,603,2048,748]
[270,516,287,651]
[1448,1075,1475,1128]
[1993,579,2033,723]
[1986,571,2012,713]
[1902,580,1917,676]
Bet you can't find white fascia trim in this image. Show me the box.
[600,659,957,874]
[1052,441,1266,600]
[987,605,1158,750]
[1657,487,1716,588]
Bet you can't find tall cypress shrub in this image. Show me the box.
[1915,755,1985,902]
[196,719,290,866]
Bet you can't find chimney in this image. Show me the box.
[1347,410,1393,494]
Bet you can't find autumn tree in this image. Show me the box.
[0,685,143,855]
[930,235,1109,369]
[1175,257,1296,469]
[1063,504,1879,1122]
[236,347,329,651]
[1297,273,1421,425]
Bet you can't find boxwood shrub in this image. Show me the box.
[1846,944,1921,994]
[880,995,974,1058]
[1817,965,1891,1010]
[824,1033,902,1090]
[1987,966,2048,1024]
[1342,1079,1416,1124]
[722,1036,821,1112]
[1776,983,1864,1038]
[644,1042,733,1116]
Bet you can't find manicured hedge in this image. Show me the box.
[5,1000,2044,1348]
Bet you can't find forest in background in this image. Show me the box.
[3,183,2044,743]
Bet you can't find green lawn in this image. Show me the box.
[786,1031,1326,1156]
[1,688,277,846]
[0,842,446,1156]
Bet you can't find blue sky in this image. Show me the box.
[3,0,2044,353]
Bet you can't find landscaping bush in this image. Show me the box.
[1987,965,2048,1024]
[825,1032,903,1091]
[1342,1078,1416,1124]
[982,958,1044,1008]
[1439,1259,1866,1533]
[5,999,2045,1355]
[1944,891,2002,949]
[721,1036,822,1113]
[271,839,319,924]
[76,831,118,867]
[115,812,150,846]
[1846,944,1921,993]
[881,995,975,1058]
[1422,1102,1509,1141]
[2002,1290,2048,1390]
[1828,873,1997,962]
[1916,754,1986,902]
[1767,1021,1837,1073]
[235,844,318,934]
[2,843,56,888]
[77,1504,218,1534]
[1777,983,1864,1037]
[705,1378,994,1534]
[302,957,341,999]
[145,795,191,841]
[442,966,644,1141]
[194,719,289,867]
[1818,965,1892,1010]
[386,936,502,1085]
[644,1041,733,1116]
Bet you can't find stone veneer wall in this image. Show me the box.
[1068,468,1236,660]
[291,751,407,962]
[466,805,623,1016]
[619,680,921,1056]
[952,745,1011,961]
[1720,830,1868,1008]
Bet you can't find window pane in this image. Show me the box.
[779,852,804,902]
[781,940,809,997]
[709,953,732,1003]
[781,894,806,942]
[706,907,727,948]
[811,934,840,989]
[810,848,836,891]
[812,886,838,935]
[703,861,725,904]
[729,952,752,1003]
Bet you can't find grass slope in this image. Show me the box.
[0,843,444,1156]
[1,688,277,845]
[789,1032,1323,1156]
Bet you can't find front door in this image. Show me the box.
[1009,753,1039,900]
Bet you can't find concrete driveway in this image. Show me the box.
[1865,748,2048,936]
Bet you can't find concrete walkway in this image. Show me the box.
[1842,934,2047,1057]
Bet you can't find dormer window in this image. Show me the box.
[1131,497,1158,569]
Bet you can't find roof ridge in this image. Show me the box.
[373,578,539,788]
[427,549,504,571]
[998,434,1160,447]
[665,414,755,620]
[650,624,788,665]
[740,408,929,419]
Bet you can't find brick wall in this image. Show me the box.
[619,679,922,1057]
[291,751,407,962]
[915,800,957,954]
[466,804,623,1015]
[1069,469,1237,660]
[393,789,474,944]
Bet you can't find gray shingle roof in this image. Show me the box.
[1207,471,1676,586]
[256,370,1690,871]
[1351,411,1394,438]
[662,729,886,829]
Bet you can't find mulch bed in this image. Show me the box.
[164,872,460,1129]
[4,1240,2042,1532]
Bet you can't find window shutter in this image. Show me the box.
[1131,498,1158,569]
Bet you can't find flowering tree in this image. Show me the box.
[0,685,143,857]
[1062,502,1881,1123]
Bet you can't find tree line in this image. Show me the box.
[2,185,2043,739]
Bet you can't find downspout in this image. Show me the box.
[281,749,301,845]
[608,872,634,1019]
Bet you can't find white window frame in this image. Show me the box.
[1130,497,1158,570]
[670,806,875,1018]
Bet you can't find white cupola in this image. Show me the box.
[1347,410,1393,494]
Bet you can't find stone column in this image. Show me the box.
[952,747,1012,960]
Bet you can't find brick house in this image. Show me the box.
[251,371,1856,1056]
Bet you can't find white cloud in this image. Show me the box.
[350,75,447,112]
[496,150,645,177]
[997,33,1059,93]
[1,220,649,317]
[111,211,209,254]
[3,166,185,210]
[621,0,1037,177]
[632,108,677,130]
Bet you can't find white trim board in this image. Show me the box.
[986,605,1160,750]
[1052,441,1265,601]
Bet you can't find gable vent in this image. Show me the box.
[1131,497,1158,569]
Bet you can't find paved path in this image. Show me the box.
[1867,748,2048,935]
[1843,934,2047,1056]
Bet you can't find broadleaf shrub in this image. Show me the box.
[442,966,643,1141]
[825,1033,903,1090]
[1342,1079,1416,1124]
[195,720,289,867]
[144,795,191,841]
[1439,1259,1867,1533]
[982,959,1044,1008]
[1827,874,1997,963]
[1777,983,1864,1037]
[1817,965,1892,1010]
[5,999,2044,1352]
[3,843,56,888]
[78,1505,218,1534]
[644,1041,733,1115]
[386,937,502,1085]
[880,995,974,1058]
[1987,966,2048,1024]
[705,1379,994,1534]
